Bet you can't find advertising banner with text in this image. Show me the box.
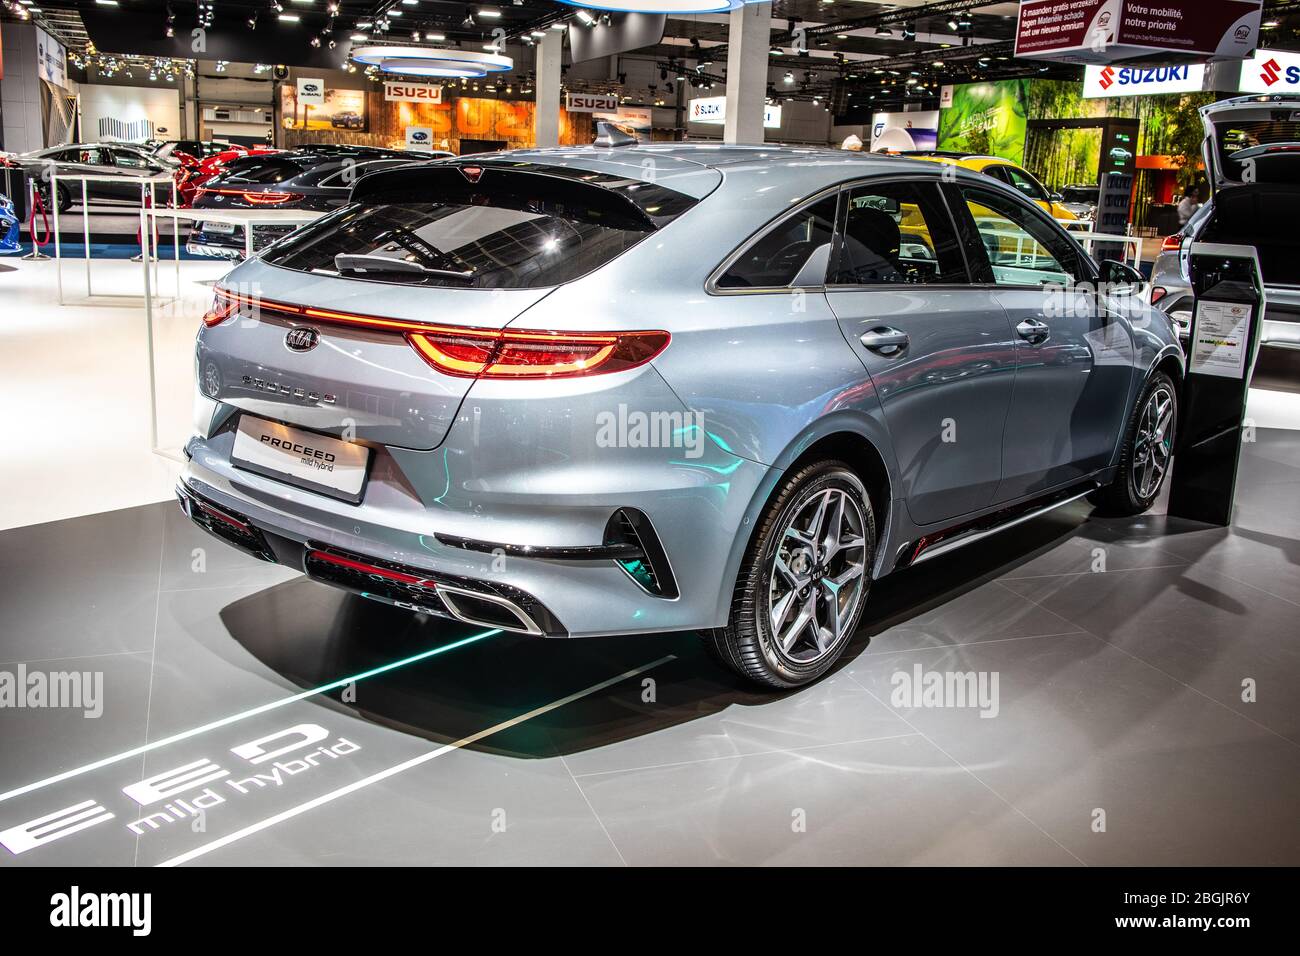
[1015,0,1263,65]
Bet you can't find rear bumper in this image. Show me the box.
[177,481,567,636]
[180,375,769,638]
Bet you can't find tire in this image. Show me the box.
[706,460,875,689]
[39,182,71,213]
[1089,371,1178,517]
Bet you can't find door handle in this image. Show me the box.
[860,327,909,355]
[1016,319,1050,344]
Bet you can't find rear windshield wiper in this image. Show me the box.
[333,253,473,282]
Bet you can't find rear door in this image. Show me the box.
[825,178,1017,526]
[953,184,1133,501]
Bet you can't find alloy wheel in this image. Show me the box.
[1131,384,1175,500]
[766,487,868,665]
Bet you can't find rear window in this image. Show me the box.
[260,164,699,289]
[223,159,309,184]
[1216,120,1300,183]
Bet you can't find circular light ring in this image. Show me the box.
[351,45,512,73]
[377,58,485,78]
[554,0,747,12]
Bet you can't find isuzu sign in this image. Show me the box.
[384,82,443,104]
[566,92,620,113]
[1015,0,1263,65]
[1083,63,1206,98]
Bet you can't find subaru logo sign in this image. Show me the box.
[410,131,428,142]
[285,327,320,352]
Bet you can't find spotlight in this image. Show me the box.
[575,10,594,25]
[462,13,474,26]
[247,12,258,28]
[310,35,321,47]
[874,26,893,37]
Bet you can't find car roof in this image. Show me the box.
[463,142,946,200]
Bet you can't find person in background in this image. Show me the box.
[1177,187,1201,227]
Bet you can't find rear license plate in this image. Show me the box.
[201,220,235,234]
[231,416,370,503]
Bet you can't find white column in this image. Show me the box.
[723,1,772,145]
[534,30,563,148]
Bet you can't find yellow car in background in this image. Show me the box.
[899,151,1083,229]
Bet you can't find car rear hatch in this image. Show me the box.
[197,158,708,451]
[1198,93,1300,288]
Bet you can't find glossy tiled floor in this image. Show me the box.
[1,425,1297,866]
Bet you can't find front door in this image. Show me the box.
[954,184,1134,502]
[826,179,1018,527]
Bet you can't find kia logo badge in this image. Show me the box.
[285,326,320,352]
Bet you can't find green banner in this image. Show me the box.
[938,80,1029,164]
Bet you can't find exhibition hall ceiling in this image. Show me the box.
[11,0,1300,110]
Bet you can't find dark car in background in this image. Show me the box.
[186,146,449,258]
[8,143,175,211]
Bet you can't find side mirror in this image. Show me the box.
[1098,258,1146,294]
[1050,191,1064,202]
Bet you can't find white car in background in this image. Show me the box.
[1149,93,1300,350]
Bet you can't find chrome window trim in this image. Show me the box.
[706,171,973,297]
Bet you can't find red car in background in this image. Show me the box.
[176,145,280,207]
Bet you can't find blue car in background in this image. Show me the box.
[0,193,20,255]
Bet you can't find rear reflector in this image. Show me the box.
[1150,286,1168,304]
[209,287,669,379]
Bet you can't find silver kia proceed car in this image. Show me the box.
[181,142,1183,688]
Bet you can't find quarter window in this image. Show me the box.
[832,181,966,285]
[716,195,837,289]
[960,187,1081,287]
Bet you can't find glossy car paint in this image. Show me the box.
[182,144,1182,638]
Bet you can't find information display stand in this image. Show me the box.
[1166,243,1266,526]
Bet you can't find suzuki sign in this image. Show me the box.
[384,82,443,103]
[1237,48,1300,92]
[688,96,782,129]
[1083,63,1206,98]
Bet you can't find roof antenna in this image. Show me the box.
[593,121,638,148]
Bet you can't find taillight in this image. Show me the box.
[196,187,303,205]
[1150,286,1168,304]
[1161,233,1183,252]
[202,296,238,327]
[243,190,301,205]
[408,327,667,379]
[207,289,668,378]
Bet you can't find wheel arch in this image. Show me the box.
[714,417,898,628]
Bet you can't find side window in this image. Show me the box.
[959,186,1083,287]
[112,150,148,169]
[716,195,837,289]
[1002,165,1048,202]
[832,181,966,285]
[75,148,106,166]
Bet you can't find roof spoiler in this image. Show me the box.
[593,121,638,148]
